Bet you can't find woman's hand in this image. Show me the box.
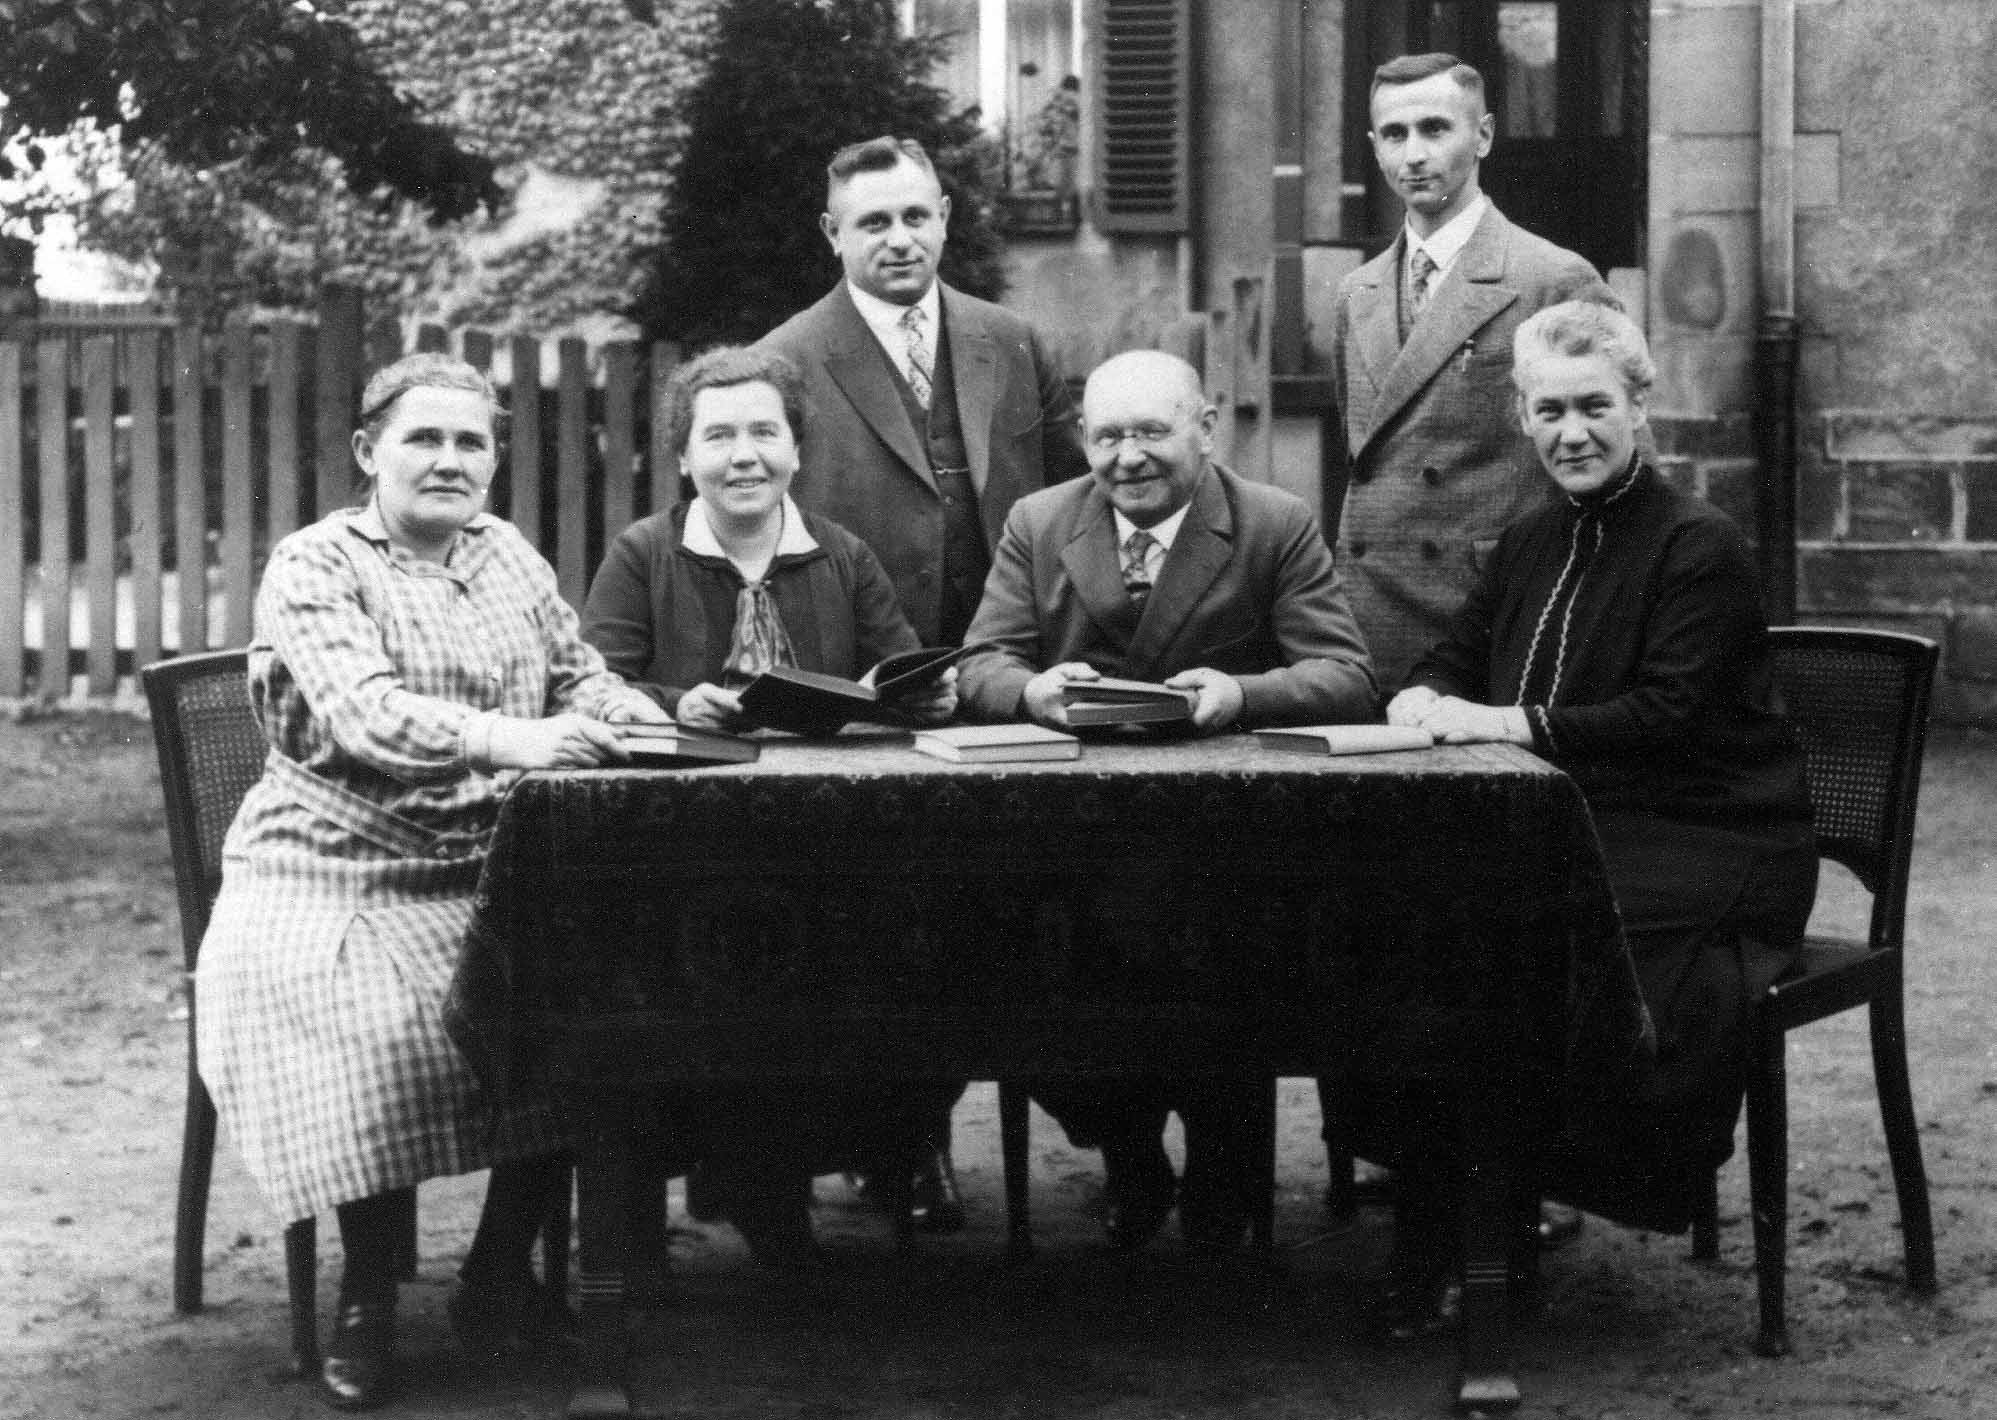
[675,683,746,732]
[604,696,673,727]
[895,668,959,727]
[486,712,627,770]
[1402,694,1532,745]
[1385,685,1441,727]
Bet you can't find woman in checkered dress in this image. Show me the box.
[195,352,668,1410]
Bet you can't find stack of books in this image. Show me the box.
[1060,676,1197,728]
[614,722,760,766]
[910,723,1081,763]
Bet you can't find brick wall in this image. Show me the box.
[1654,413,1997,729]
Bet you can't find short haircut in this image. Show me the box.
[1370,52,1486,111]
[662,345,808,457]
[356,351,505,444]
[1512,300,1656,399]
[825,135,938,207]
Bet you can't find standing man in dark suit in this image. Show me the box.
[760,134,1087,648]
[960,349,1378,1252]
[758,135,1087,1232]
[1331,53,1618,692]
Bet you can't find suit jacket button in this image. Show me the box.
[1420,540,1441,561]
[1421,466,1441,486]
[1348,541,1367,559]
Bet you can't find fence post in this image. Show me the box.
[0,342,22,695]
[221,323,255,648]
[647,341,682,518]
[315,285,364,518]
[508,337,542,549]
[129,331,165,676]
[35,339,68,698]
[173,326,206,657]
[268,320,304,548]
[82,336,118,694]
[603,342,637,540]
[555,338,590,609]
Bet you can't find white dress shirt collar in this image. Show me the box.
[1114,502,1191,557]
[1404,192,1490,281]
[847,280,943,385]
[682,495,819,566]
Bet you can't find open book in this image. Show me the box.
[1253,724,1435,756]
[613,722,761,766]
[1060,676,1197,728]
[737,644,973,736]
[911,723,1080,764]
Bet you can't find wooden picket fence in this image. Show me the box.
[0,279,1272,703]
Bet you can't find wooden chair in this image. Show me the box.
[145,650,434,1376]
[1691,626,1941,1356]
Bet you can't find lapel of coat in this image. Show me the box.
[1122,467,1233,676]
[818,285,935,492]
[940,286,997,496]
[1345,235,1406,445]
[1058,488,1142,649]
[1358,208,1523,454]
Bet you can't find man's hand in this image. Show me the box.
[1385,685,1441,727]
[675,683,746,732]
[486,712,627,770]
[1021,662,1101,728]
[1163,666,1245,734]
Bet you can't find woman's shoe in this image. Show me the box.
[320,1298,396,1410]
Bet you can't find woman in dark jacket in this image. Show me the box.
[579,346,955,1275]
[1376,299,1815,1325]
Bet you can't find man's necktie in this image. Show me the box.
[1121,528,1157,610]
[1408,247,1439,318]
[899,305,933,409]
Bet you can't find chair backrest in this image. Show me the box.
[1768,626,1938,951]
[141,650,266,971]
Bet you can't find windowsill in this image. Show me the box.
[1000,190,1082,237]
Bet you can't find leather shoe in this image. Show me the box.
[1101,1136,1176,1252]
[320,1298,395,1410]
[907,1148,968,1234]
[1537,1201,1584,1250]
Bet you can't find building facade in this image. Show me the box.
[909,0,1997,724]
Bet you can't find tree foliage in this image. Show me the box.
[633,0,1004,349]
[0,0,499,219]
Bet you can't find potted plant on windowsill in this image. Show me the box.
[1000,72,1081,236]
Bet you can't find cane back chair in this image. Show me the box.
[145,650,422,1375]
[1692,626,1941,1356]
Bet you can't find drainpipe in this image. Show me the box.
[1756,0,1799,623]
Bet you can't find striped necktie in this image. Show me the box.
[899,305,933,409]
[1121,528,1157,610]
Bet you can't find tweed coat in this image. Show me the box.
[757,281,1088,644]
[958,463,1379,727]
[195,507,654,1223]
[1330,202,1613,690]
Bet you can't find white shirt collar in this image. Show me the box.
[1405,192,1490,279]
[847,279,942,379]
[1114,502,1191,554]
[683,495,819,565]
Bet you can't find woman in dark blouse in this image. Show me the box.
[1376,299,1815,1323]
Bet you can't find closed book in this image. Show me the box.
[1061,676,1196,727]
[911,724,1081,763]
[615,723,761,766]
[738,644,975,735]
[1253,724,1435,756]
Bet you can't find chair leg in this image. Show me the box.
[1247,1076,1278,1253]
[284,1216,319,1378]
[1869,988,1937,1295]
[1745,1025,1791,1357]
[545,1164,574,1295]
[1316,1076,1357,1218]
[1691,1171,1720,1260]
[998,1082,1032,1261]
[173,1067,218,1314]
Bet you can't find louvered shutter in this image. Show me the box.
[1095,0,1192,233]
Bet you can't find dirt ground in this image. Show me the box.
[2,710,1993,1420]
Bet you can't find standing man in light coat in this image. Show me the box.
[1331,52,1619,691]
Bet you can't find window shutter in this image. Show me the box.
[1095,0,1192,233]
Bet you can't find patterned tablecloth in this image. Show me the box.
[450,732,1650,1121]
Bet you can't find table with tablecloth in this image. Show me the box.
[448,733,1651,1417]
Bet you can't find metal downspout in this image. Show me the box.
[1756,0,1799,622]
